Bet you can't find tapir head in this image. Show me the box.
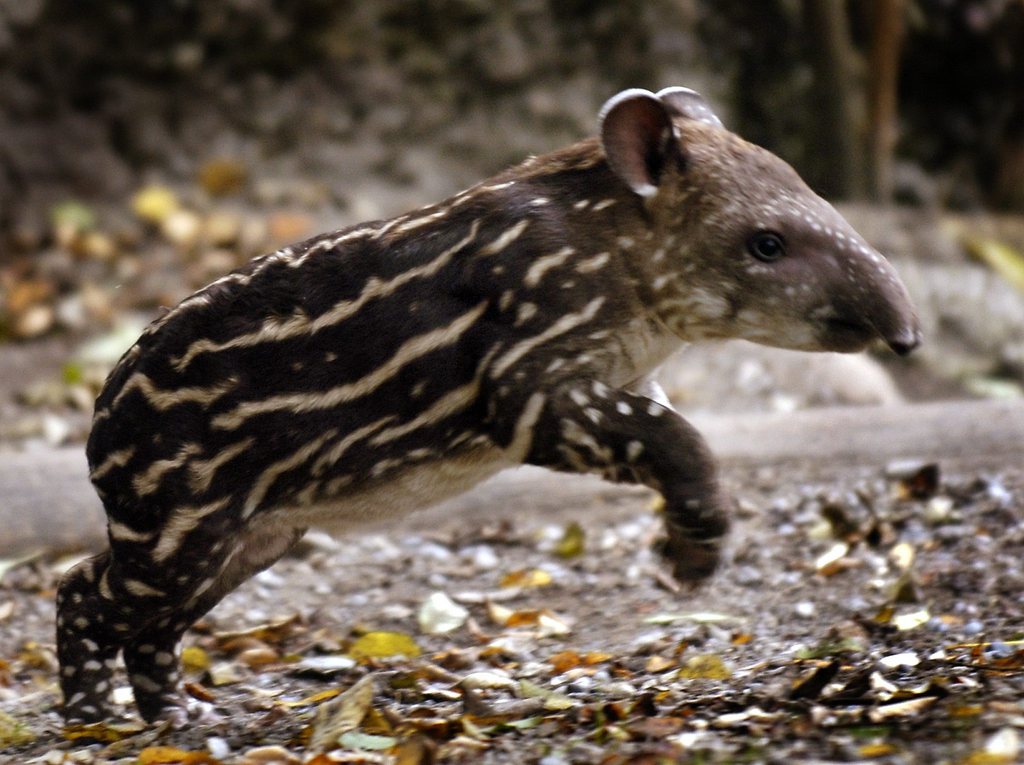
[599,87,922,356]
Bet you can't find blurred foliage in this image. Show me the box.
[0,0,1021,249]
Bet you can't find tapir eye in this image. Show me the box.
[747,231,786,263]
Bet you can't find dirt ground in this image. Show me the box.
[1,442,1022,763]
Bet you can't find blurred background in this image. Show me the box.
[1,0,1022,447]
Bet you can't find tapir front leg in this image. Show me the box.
[519,381,730,582]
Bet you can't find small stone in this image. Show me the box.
[461,670,515,690]
[205,210,243,246]
[207,737,231,759]
[161,209,203,248]
[14,304,54,339]
[878,652,920,669]
[794,601,816,619]
[599,681,636,698]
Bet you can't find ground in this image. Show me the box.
[1,443,1022,763]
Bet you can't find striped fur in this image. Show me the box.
[57,87,920,725]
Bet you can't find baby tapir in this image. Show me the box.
[57,87,921,724]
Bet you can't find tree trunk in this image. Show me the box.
[802,0,865,199]
[866,0,905,202]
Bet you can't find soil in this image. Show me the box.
[1,450,1022,763]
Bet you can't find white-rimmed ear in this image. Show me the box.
[599,88,675,198]
[656,87,723,128]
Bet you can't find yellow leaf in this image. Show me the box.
[137,745,221,764]
[548,650,582,673]
[962,234,1024,293]
[181,645,211,673]
[348,631,421,660]
[132,185,180,224]
[281,688,342,708]
[198,158,247,196]
[62,720,145,743]
[0,710,35,747]
[859,742,896,757]
[554,521,585,558]
[677,653,732,680]
[892,608,930,631]
[499,568,552,588]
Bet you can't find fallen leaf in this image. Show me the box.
[789,660,840,700]
[393,735,436,765]
[549,650,582,673]
[199,159,248,196]
[962,233,1024,293]
[348,631,421,660]
[643,611,743,626]
[644,655,675,673]
[181,646,211,673]
[51,200,97,235]
[63,720,146,743]
[625,716,685,739]
[207,661,245,686]
[137,746,221,764]
[308,675,376,753]
[815,542,852,576]
[0,710,35,747]
[337,730,398,751]
[677,654,732,680]
[889,542,915,571]
[281,688,343,708]
[418,591,469,635]
[461,670,515,690]
[518,679,575,710]
[859,742,897,757]
[214,614,304,646]
[238,745,301,764]
[867,696,937,721]
[132,185,180,224]
[183,682,215,703]
[500,568,552,588]
[294,655,358,676]
[892,608,930,631]
[554,521,585,558]
[889,462,940,501]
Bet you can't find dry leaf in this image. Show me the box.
[677,654,732,680]
[348,631,421,660]
[0,710,35,747]
[554,521,585,558]
[644,656,675,673]
[281,688,342,708]
[137,746,221,764]
[308,675,375,753]
[181,645,211,673]
[63,720,145,743]
[499,568,552,588]
[132,185,180,224]
[418,592,468,635]
[199,159,248,196]
[549,650,582,673]
[867,696,937,721]
[238,745,301,764]
[962,234,1024,293]
[214,614,303,645]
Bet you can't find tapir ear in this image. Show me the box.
[656,87,723,129]
[599,89,676,198]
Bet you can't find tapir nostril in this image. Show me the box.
[887,328,922,357]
